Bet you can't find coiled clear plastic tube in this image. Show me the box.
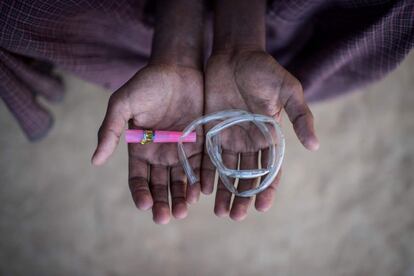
[178,110,285,197]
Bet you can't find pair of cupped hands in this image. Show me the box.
[91,49,319,224]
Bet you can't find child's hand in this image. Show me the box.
[92,64,203,224]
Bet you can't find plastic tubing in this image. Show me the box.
[125,130,196,143]
[178,110,285,197]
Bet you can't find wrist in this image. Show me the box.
[212,0,266,55]
[150,0,204,69]
[149,35,202,69]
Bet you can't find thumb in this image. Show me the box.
[280,78,319,151]
[91,94,131,165]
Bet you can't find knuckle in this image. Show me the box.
[108,93,118,106]
[150,183,168,193]
[129,177,148,192]
[281,71,303,95]
[108,93,124,113]
[289,78,304,95]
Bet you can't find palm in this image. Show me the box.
[201,51,319,220]
[93,64,203,224]
[204,51,289,152]
[124,65,203,166]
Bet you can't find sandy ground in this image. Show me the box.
[0,52,413,276]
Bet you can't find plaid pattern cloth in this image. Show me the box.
[0,0,413,140]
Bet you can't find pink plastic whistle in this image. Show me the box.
[125,129,196,144]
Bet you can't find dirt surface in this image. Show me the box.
[0,52,413,276]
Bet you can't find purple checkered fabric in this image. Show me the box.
[0,0,413,140]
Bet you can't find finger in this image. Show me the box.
[230,152,259,221]
[201,153,215,195]
[92,93,131,165]
[214,151,239,218]
[255,170,281,212]
[128,152,153,210]
[255,148,282,212]
[280,78,319,151]
[186,154,202,204]
[187,154,201,204]
[150,165,170,224]
[170,165,188,219]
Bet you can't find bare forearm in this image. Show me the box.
[150,0,204,69]
[213,0,266,54]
